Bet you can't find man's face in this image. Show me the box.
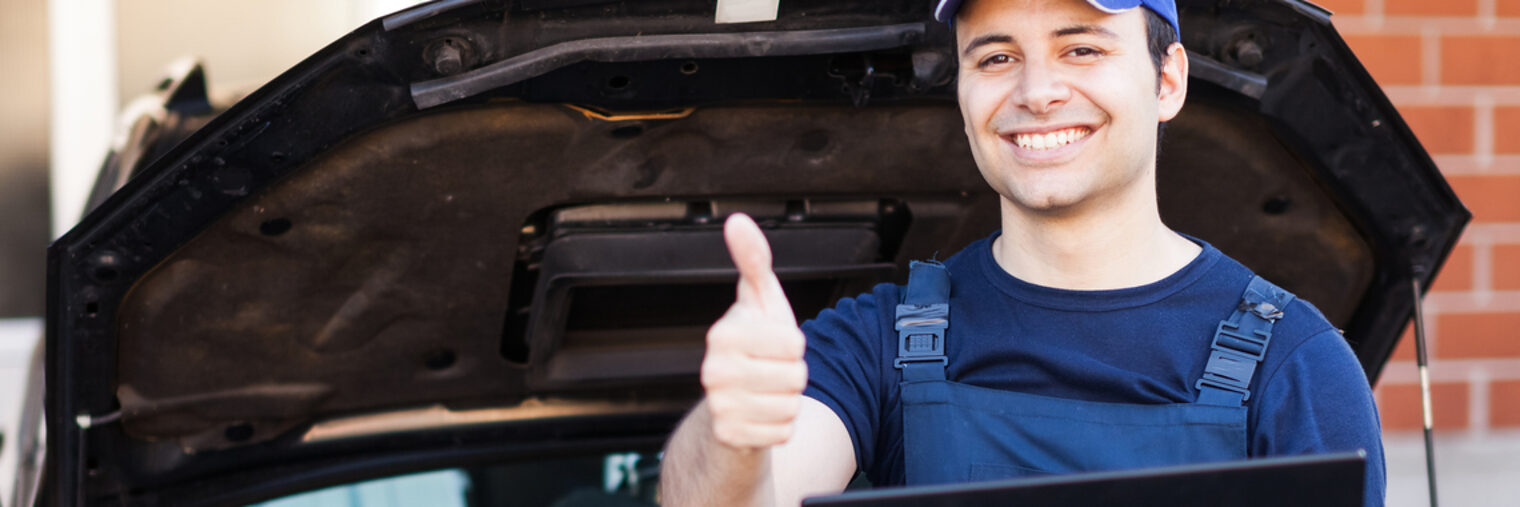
[955,0,1186,216]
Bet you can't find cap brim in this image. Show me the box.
[934,0,1175,36]
[935,0,1145,22]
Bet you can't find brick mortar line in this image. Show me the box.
[1433,155,1520,174]
[1365,0,1385,28]
[1383,429,1520,442]
[1430,301,1443,358]
[1476,94,1495,168]
[1380,86,1520,105]
[1334,16,1520,34]
[1474,238,1494,297]
[1471,368,1490,434]
[1422,26,1440,87]
[1455,223,1520,244]
[1379,359,1520,383]
[1427,290,1520,312]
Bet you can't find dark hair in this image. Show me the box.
[1144,8,1178,83]
[1144,9,1178,142]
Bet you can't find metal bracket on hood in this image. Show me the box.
[410,23,927,109]
[843,54,880,107]
[74,410,121,430]
[1187,50,1269,100]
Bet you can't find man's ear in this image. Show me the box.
[1158,42,1188,122]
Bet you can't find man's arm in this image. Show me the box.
[1252,327,1386,507]
[771,397,859,503]
[662,396,856,507]
[659,214,857,507]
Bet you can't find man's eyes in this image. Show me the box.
[975,47,1104,69]
[1066,46,1105,59]
[978,54,1015,68]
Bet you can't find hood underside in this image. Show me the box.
[45,0,1467,504]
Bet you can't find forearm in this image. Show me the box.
[660,399,776,507]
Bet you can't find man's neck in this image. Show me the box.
[991,185,1202,291]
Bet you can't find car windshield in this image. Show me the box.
[253,451,662,507]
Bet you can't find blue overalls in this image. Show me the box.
[893,260,1294,484]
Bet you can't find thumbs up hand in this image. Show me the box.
[700,213,810,450]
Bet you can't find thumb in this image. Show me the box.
[723,213,795,324]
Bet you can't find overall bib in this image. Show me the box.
[893,260,1294,485]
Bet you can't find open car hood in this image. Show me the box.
[44,0,1467,504]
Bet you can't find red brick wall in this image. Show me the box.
[1323,0,1520,434]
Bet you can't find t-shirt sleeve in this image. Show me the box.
[801,284,893,476]
[1251,327,1387,507]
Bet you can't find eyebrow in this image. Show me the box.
[1053,24,1119,39]
[960,25,1119,57]
[961,34,1013,57]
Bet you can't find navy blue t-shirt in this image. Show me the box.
[801,233,1385,503]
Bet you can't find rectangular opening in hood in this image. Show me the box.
[518,200,900,387]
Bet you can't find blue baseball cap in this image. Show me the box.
[934,0,1180,36]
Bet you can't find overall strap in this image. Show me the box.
[1196,276,1296,406]
[895,260,951,382]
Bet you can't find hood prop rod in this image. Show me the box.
[408,23,926,109]
[1410,274,1439,507]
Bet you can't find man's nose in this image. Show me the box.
[1012,59,1071,115]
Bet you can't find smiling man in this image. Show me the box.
[660,1,1386,506]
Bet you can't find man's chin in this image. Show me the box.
[1001,192,1088,217]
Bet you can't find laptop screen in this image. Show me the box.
[803,451,1366,507]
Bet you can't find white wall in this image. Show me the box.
[0,319,42,505]
[48,0,117,240]
[1385,432,1520,506]
[6,0,425,502]
[114,0,365,102]
[52,0,415,237]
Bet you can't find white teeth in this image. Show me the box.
[1013,128,1090,151]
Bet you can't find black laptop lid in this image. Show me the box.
[803,451,1366,507]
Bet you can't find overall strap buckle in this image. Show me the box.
[1196,276,1295,406]
[896,260,951,382]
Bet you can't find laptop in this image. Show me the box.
[802,451,1366,507]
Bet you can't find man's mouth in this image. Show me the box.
[1010,127,1092,152]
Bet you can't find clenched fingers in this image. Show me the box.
[701,353,809,394]
[706,391,805,425]
[711,417,796,449]
[707,310,806,361]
